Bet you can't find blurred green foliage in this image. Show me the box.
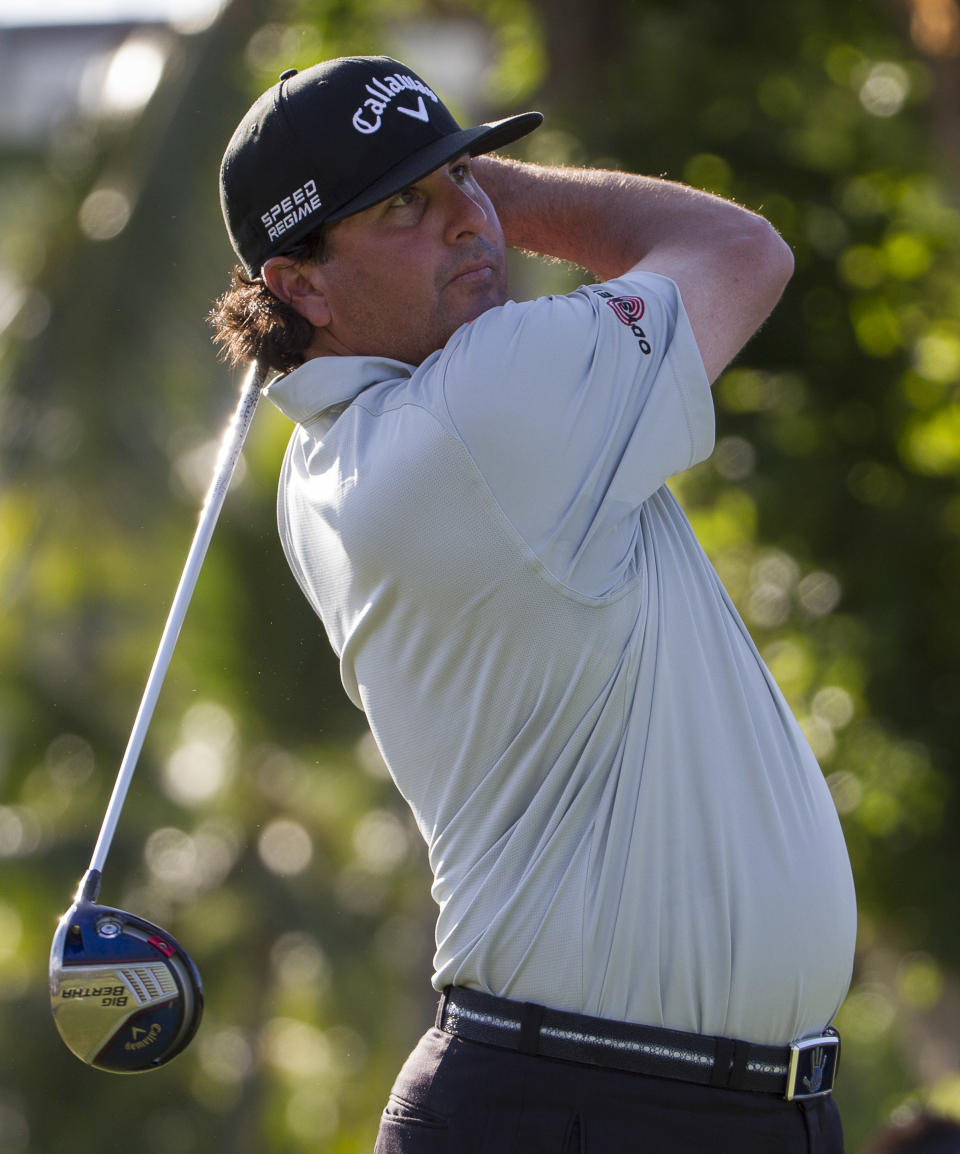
[1,0,959,1150]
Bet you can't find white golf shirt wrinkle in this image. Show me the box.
[267,270,857,1047]
[437,291,710,600]
[356,395,638,610]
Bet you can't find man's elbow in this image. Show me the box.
[723,215,795,328]
[750,215,795,302]
[693,217,796,384]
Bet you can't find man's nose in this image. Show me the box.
[443,181,488,242]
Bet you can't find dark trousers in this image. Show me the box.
[373,1027,845,1153]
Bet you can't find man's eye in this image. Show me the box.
[389,189,417,208]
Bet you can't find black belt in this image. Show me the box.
[436,987,839,1101]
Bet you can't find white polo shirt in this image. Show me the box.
[266,270,857,1046]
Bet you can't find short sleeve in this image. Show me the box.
[439,270,714,597]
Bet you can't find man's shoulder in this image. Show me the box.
[443,268,684,355]
[434,267,687,402]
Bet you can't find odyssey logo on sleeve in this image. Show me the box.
[606,295,645,326]
[591,288,653,355]
[351,72,441,135]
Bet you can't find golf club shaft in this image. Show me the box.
[85,361,266,892]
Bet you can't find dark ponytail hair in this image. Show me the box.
[208,225,330,373]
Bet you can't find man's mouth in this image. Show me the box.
[449,262,495,286]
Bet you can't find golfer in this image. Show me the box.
[213,55,857,1153]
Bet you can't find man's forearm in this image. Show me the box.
[473,155,780,283]
[473,154,794,383]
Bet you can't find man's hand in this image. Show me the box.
[472,156,794,384]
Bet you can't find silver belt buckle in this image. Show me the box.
[785,1030,840,1101]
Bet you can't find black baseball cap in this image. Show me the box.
[220,56,543,277]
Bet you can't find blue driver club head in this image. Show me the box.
[49,885,203,1074]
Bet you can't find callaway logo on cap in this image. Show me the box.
[350,69,441,134]
[219,55,543,277]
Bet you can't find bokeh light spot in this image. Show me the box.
[258,819,313,876]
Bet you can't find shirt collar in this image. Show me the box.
[265,354,415,425]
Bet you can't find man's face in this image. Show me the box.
[307,155,508,365]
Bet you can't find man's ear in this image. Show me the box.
[262,257,332,328]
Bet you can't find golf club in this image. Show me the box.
[49,360,265,1073]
